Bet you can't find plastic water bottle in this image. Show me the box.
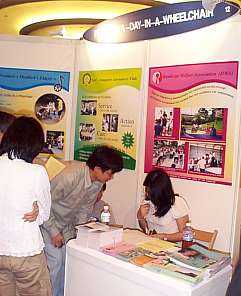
[182,222,193,251]
[100,205,111,225]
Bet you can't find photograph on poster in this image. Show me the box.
[35,93,65,124]
[188,143,224,176]
[153,140,185,170]
[180,108,226,142]
[80,100,97,115]
[79,123,95,142]
[102,113,119,132]
[154,107,174,137]
[43,131,64,154]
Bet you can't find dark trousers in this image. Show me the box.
[226,257,241,296]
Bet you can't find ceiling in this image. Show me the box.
[0,0,166,39]
[1,0,240,39]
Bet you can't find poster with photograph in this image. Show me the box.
[154,107,180,139]
[145,62,238,185]
[74,68,142,170]
[180,108,227,142]
[153,140,188,171]
[0,67,70,159]
[188,143,225,177]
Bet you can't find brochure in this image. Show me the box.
[168,246,221,271]
[138,239,179,254]
[44,156,65,180]
[144,257,203,284]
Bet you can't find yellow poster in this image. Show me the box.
[74,68,142,170]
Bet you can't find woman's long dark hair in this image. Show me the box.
[0,116,44,163]
[143,169,175,217]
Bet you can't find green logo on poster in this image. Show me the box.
[122,132,134,149]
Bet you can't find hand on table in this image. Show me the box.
[150,233,165,240]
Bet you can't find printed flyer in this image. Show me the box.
[145,61,238,185]
[74,68,142,170]
[0,67,70,159]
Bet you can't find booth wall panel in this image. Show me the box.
[75,40,147,227]
[0,35,76,160]
[136,17,241,260]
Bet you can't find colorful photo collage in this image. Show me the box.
[79,99,119,142]
[152,107,227,178]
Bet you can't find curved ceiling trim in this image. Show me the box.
[19,18,104,35]
[0,0,162,9]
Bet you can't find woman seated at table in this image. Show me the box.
[137,169,189,242]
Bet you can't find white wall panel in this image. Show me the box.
[0,35,76,160]
[75,40,147,227]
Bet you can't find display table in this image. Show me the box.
[64,239,232,296]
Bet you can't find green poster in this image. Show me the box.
[74,68,142,170]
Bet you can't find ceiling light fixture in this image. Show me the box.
[201,0,225,10]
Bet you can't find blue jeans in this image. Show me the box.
[44,243,66,296]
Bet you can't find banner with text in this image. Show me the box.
[144,61,238,185]
[84,1,239,43]
[0,67,70,159]
[74,68,142,170]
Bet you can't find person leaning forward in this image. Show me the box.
[40,145,123,296]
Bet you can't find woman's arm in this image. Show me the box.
[22,170,50,224]
[137,204,150,234]
[22,201,39,222]
[151,214,189,242]
[32,166,51,225]
[23,164,51,224]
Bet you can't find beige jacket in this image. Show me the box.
[41,161,102,243]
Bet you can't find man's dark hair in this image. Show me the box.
[0,111,16,133]
[86,145,123,173]
[0,116,44,163]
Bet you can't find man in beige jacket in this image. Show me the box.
[41,145,123,296]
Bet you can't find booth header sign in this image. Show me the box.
[83,1,239,43]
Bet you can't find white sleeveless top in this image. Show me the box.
[146,196,189,233]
